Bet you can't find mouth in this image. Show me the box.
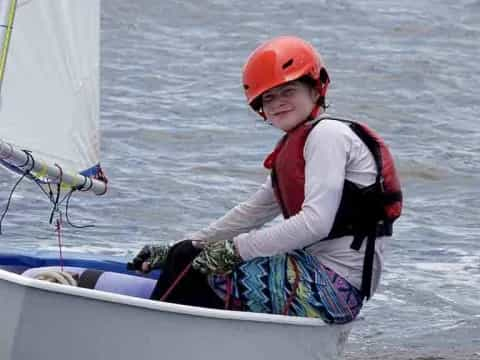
[273,109,293,117]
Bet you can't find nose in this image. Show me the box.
[268,95,288,112]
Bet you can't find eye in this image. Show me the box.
[262,94,274,103]
[282,87,297,97]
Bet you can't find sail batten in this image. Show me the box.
[0,1,102,187]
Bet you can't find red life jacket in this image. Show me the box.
[264,117,403,298]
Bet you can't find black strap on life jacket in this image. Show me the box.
[349,222,390,300]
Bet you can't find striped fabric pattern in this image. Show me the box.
[209,250,363,324]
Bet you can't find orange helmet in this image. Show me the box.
[242,36,330,115]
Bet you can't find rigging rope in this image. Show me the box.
[48,164,63,225]
[0,150,34,234]
[0,170,27,234]
[56,215,64,271]
[0,157,95,234]
[64,189,95,229]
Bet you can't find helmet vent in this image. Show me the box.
[243,84,250,90]
[282,58,294,69]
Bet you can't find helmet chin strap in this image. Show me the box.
[259,109,267,120]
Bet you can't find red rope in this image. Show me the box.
[160,262,193,302]
[94,166,108,195]
[55,215,64,272]
[224,276,233,310]
[282,257,300,315]
[159,262,234,311]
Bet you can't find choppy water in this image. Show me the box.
[1,1,479,359]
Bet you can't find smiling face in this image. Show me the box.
[261,80,320,132]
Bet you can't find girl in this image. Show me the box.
[130,36,402,324]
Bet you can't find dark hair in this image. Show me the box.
[252,75,327,112]
[296,76,326,109]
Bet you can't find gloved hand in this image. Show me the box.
[192,239,242,275]
[127,244,171,273]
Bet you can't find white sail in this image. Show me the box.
[0,0,100,177]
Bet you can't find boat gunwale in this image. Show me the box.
[0,267,337,328]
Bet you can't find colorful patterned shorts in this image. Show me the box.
[209,250,363,324]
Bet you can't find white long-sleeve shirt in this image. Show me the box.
[186,116,386,294]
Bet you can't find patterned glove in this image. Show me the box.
[127,244,170,272]
[192,239,242,275]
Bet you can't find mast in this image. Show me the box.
[0,0,17,93]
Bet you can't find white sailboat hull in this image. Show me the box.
[0,267,353,360]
